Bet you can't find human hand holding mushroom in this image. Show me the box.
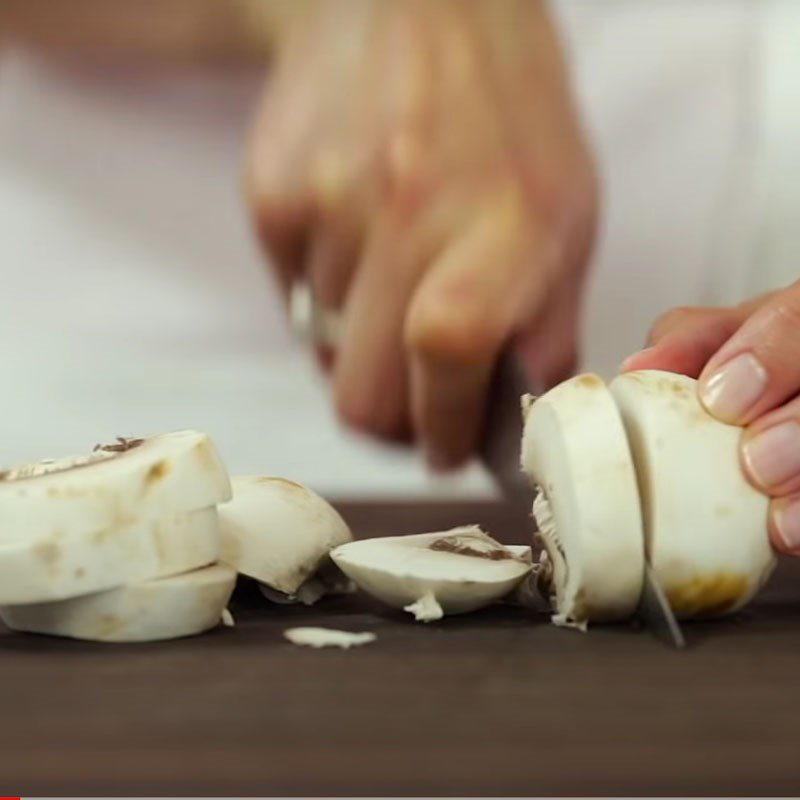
[246,0,597,469]
[622,280,800,557]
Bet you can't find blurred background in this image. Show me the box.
[0,0,797,498]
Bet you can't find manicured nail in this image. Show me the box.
[743,421,800,490]
[774,498,800,551]
[620,347,654,372]
[700,352,767,422]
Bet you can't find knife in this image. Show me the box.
[477,349,533,510]
[638,562,686,649]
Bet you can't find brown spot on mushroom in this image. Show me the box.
[91,527,112,546]
[429,532,521,562]
[96,613,124,638]
[95,437,144,454]
[74,567,86,579]
[576,374,603,390]
[145,460,169,487]
[666,573,748,618]
[34,541,61,572]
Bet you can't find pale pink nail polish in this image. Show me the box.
[620,347,654,372]
[775,499,800,551]
[700,352,767,422]
[743,421,800,490]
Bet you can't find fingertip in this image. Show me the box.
[619,347,655,373]
[769,495,800,556]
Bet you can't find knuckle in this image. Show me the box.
[647,306,697,344]
[334,384,406,440]
[771,290,800,330]
[405,297,504,367]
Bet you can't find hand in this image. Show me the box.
[246,0,597,469]
[622,281,800,556]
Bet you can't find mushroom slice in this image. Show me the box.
[0,563,236,642]
[330,527,532,622]
[521,374,645,629]
[0,431,231,540]
[219,476,353,597]
[0,507,220,605]
[609,370,775,618]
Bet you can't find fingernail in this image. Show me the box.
[775,498,800,551]
[620,347,654,372]
[743,421,800,490]
[700,352,767,422]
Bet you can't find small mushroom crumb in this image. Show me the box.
[283,627,376,649]
[404,592,444,622]
[221,608,235,627]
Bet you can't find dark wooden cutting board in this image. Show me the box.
[1,501,799,796]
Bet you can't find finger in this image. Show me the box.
[331,206,435,442]
[621,307,744,377]
[307,216,362,369]
[244,70,323,295]
[245,136,314,296]
[767,493,800,556]
[740,393,800,497]
[516,274,581,390]
[405,194,558,469]
[698,280,800,424]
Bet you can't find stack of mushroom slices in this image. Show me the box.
[0,432,235,642]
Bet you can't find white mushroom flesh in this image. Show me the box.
[219,476,353,596]
[0,563,237,642]
[0,431,231,540]
[521,374,645,628]
[0,506,220,605]
[331,526,532,622]
[284,627,376,649]
[610,370,775,617]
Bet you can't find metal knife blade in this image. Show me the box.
[478,351,534,510]
[638,562,686,649]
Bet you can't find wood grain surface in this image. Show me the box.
[1,500,799,796]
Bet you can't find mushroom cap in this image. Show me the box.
[219,476,353,595]
[610,370,775,617]
[0,563,236,642]
[521,374,645,627]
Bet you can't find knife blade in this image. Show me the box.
[637,562,686,649]
[477,350,534,510]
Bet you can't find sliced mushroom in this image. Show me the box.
[0,506,220,605]
[331,527,532,622]
[0,563,237,642]
[219,476,353,597]
[610,370,775,617]
[521,373,646,629]
[0,431,231,540]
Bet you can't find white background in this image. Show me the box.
[0,0,797,497]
